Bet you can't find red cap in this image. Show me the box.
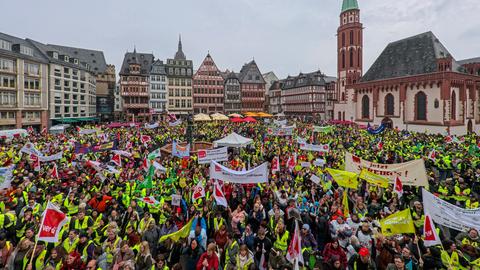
[359,247,370,256]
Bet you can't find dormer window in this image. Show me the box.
[64,55,69,62]
[53,52,58,59]
[0,39,11,51]
[20,46,33,56]
[74,59,78,65]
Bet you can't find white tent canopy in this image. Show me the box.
[213,132,253,148]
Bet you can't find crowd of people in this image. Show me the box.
[0,119,479,270]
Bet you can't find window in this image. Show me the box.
[20,46,34,56]
[0,91,16,105]
[349,48,354,67]
[361,95,369,119]
[342,33,345,46]
[0,58,15,72]
[175,99,180,107]
[415,91,427,120]
[0,39,11,50]
[24,78,40,90]
[434,99,439,108]
[385,94,394,115]
[1,75,15,88]
[350,30,354,45]
[342,51,345,69]
[24,63,39,75]
[451,90,456,120]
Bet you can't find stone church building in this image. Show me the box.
[334,0,480,135]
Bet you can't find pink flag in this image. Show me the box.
[37,201,68,243]
[213,181,228,207]
[192,181,205,202]
[111,154,121,167]
[286,220,303,269]
[428,149,437,161]
[423,214,441,247]
[287,154,297,172]
[394,174,403,199]
[125,141,133,150]
[139,196,159,206]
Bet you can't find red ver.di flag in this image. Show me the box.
[38,201,68,243]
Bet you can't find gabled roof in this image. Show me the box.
[361,31,465,82]
[47,44,107,74]
[194,53,221,77]
[150,59,166,75]
[238,60,266,84]
[281,71,336,90]
[119,50,154,76]
[27,39,92,71]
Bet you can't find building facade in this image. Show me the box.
[166,37,193,115]
[263,71,278,113]
[344,31,480,134]
[0,33,49,130]
[48,45,116,122]
[281,71,336,119]
[223,71,241,114]
[238,60,266,112]
[268,80,283,114]
[114,83,122,120]
[150,59,167,119]
[334,0,363,121]
[193,53,224,114]
[119,49,154,122]
[28,40,98,125]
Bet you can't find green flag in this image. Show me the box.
[137,165,154,189]
[148,148,161,160]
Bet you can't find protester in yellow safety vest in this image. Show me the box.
[455,228,480,250]
[15,208,35,241]
[441,240,469,270]
[23,241,47,270]
[224,233,239,270]
[78,233,96,263]
[63,192,79,216]
[411,201,424,229]
[71,210,94,231]
[102,228,121,265]
[273,221,289,255]
[62,229,79,254]
[235,244,254,270]
[45,246,65,270]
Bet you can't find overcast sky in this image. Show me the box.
[2,0,479,79]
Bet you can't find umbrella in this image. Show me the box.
[228,113,243,118]
[244,112,259,117]
[210,113,229,121]
[230,117,244,123]
[243,116,257,123]
[257,112,273,118]
[194,113,211,121]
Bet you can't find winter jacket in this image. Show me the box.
[196,252,219,270]
[323,243,347,269]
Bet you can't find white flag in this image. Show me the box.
[423,214,441,247]
[286,220,303,270]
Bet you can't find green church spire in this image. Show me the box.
[342,0,359,13]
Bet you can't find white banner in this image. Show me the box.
[310,174,321,185]
[145,122,159,129]
[169,119,182,127]
[299,142,330,152]
[197,147,228,164]
[79,128,97,135]
[423,189,480,232]
[171,194,182,206]
[345,152,428,187]
[20,142,43,156]
[38,151,63,162]
[268,126,293,136]
[274,119,287,126]
[210,161,268,184]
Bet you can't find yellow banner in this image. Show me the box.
[379,208,415,236]
[159,218,193,243]
[359,169,389,188]
[326,168,358,189]
[342,189,350,217]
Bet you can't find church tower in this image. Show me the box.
[337,0,362,103]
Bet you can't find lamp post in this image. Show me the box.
[186,113,194,150]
